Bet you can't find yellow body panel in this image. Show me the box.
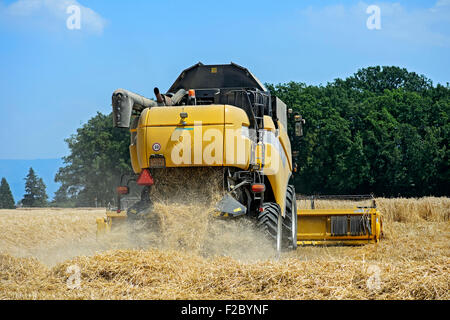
[145,124,226,167]
[133,105,254,169]
[225,107,250,126]
[263,115,276,132]
[277,121,293,172]
[224,107,252,170]
[146,105,225,126]
[261,117,292,216]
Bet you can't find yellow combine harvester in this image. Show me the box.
[97,63,382,250]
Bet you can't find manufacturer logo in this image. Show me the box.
[152,143,161,152]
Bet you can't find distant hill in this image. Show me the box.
[0,159,64,204]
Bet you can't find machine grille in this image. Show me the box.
[331,216,348,236]
[350,215,372,236]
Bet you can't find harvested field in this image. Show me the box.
[0,198,449,300]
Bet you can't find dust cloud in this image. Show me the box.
[0,167,276,266]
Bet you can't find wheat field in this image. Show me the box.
[0,197,449,300]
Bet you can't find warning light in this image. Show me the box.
[116,186,129,195]
[251,183,266,193]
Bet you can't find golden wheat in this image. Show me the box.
[0,197,449,300]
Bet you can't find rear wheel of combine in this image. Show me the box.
[257,202,284,252]
[283,185,298,250]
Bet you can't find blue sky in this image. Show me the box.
[0,0,449,160]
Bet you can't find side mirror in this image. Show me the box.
[294,113,305,137]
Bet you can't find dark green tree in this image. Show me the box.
[55,112,131,207]
[344,66,433,94]
[50,185,75,208]
[21,168,48,207]
[0,177,15,209]
[268,66,449,197]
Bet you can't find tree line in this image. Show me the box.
[51,66,449,207]
[0,167,49,208]
[271,66,449,197]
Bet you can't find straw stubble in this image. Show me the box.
[0,192,448,299]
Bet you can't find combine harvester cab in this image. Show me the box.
[97,62,383,250]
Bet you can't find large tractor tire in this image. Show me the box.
[283,185,298,250]
[257,202,284,252]
[257,202,279,241]
[257,186,298,252]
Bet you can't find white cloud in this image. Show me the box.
[377,1,450,47]
[2,0,106,35]
[436,0,450,7]
[299,1,450,47]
